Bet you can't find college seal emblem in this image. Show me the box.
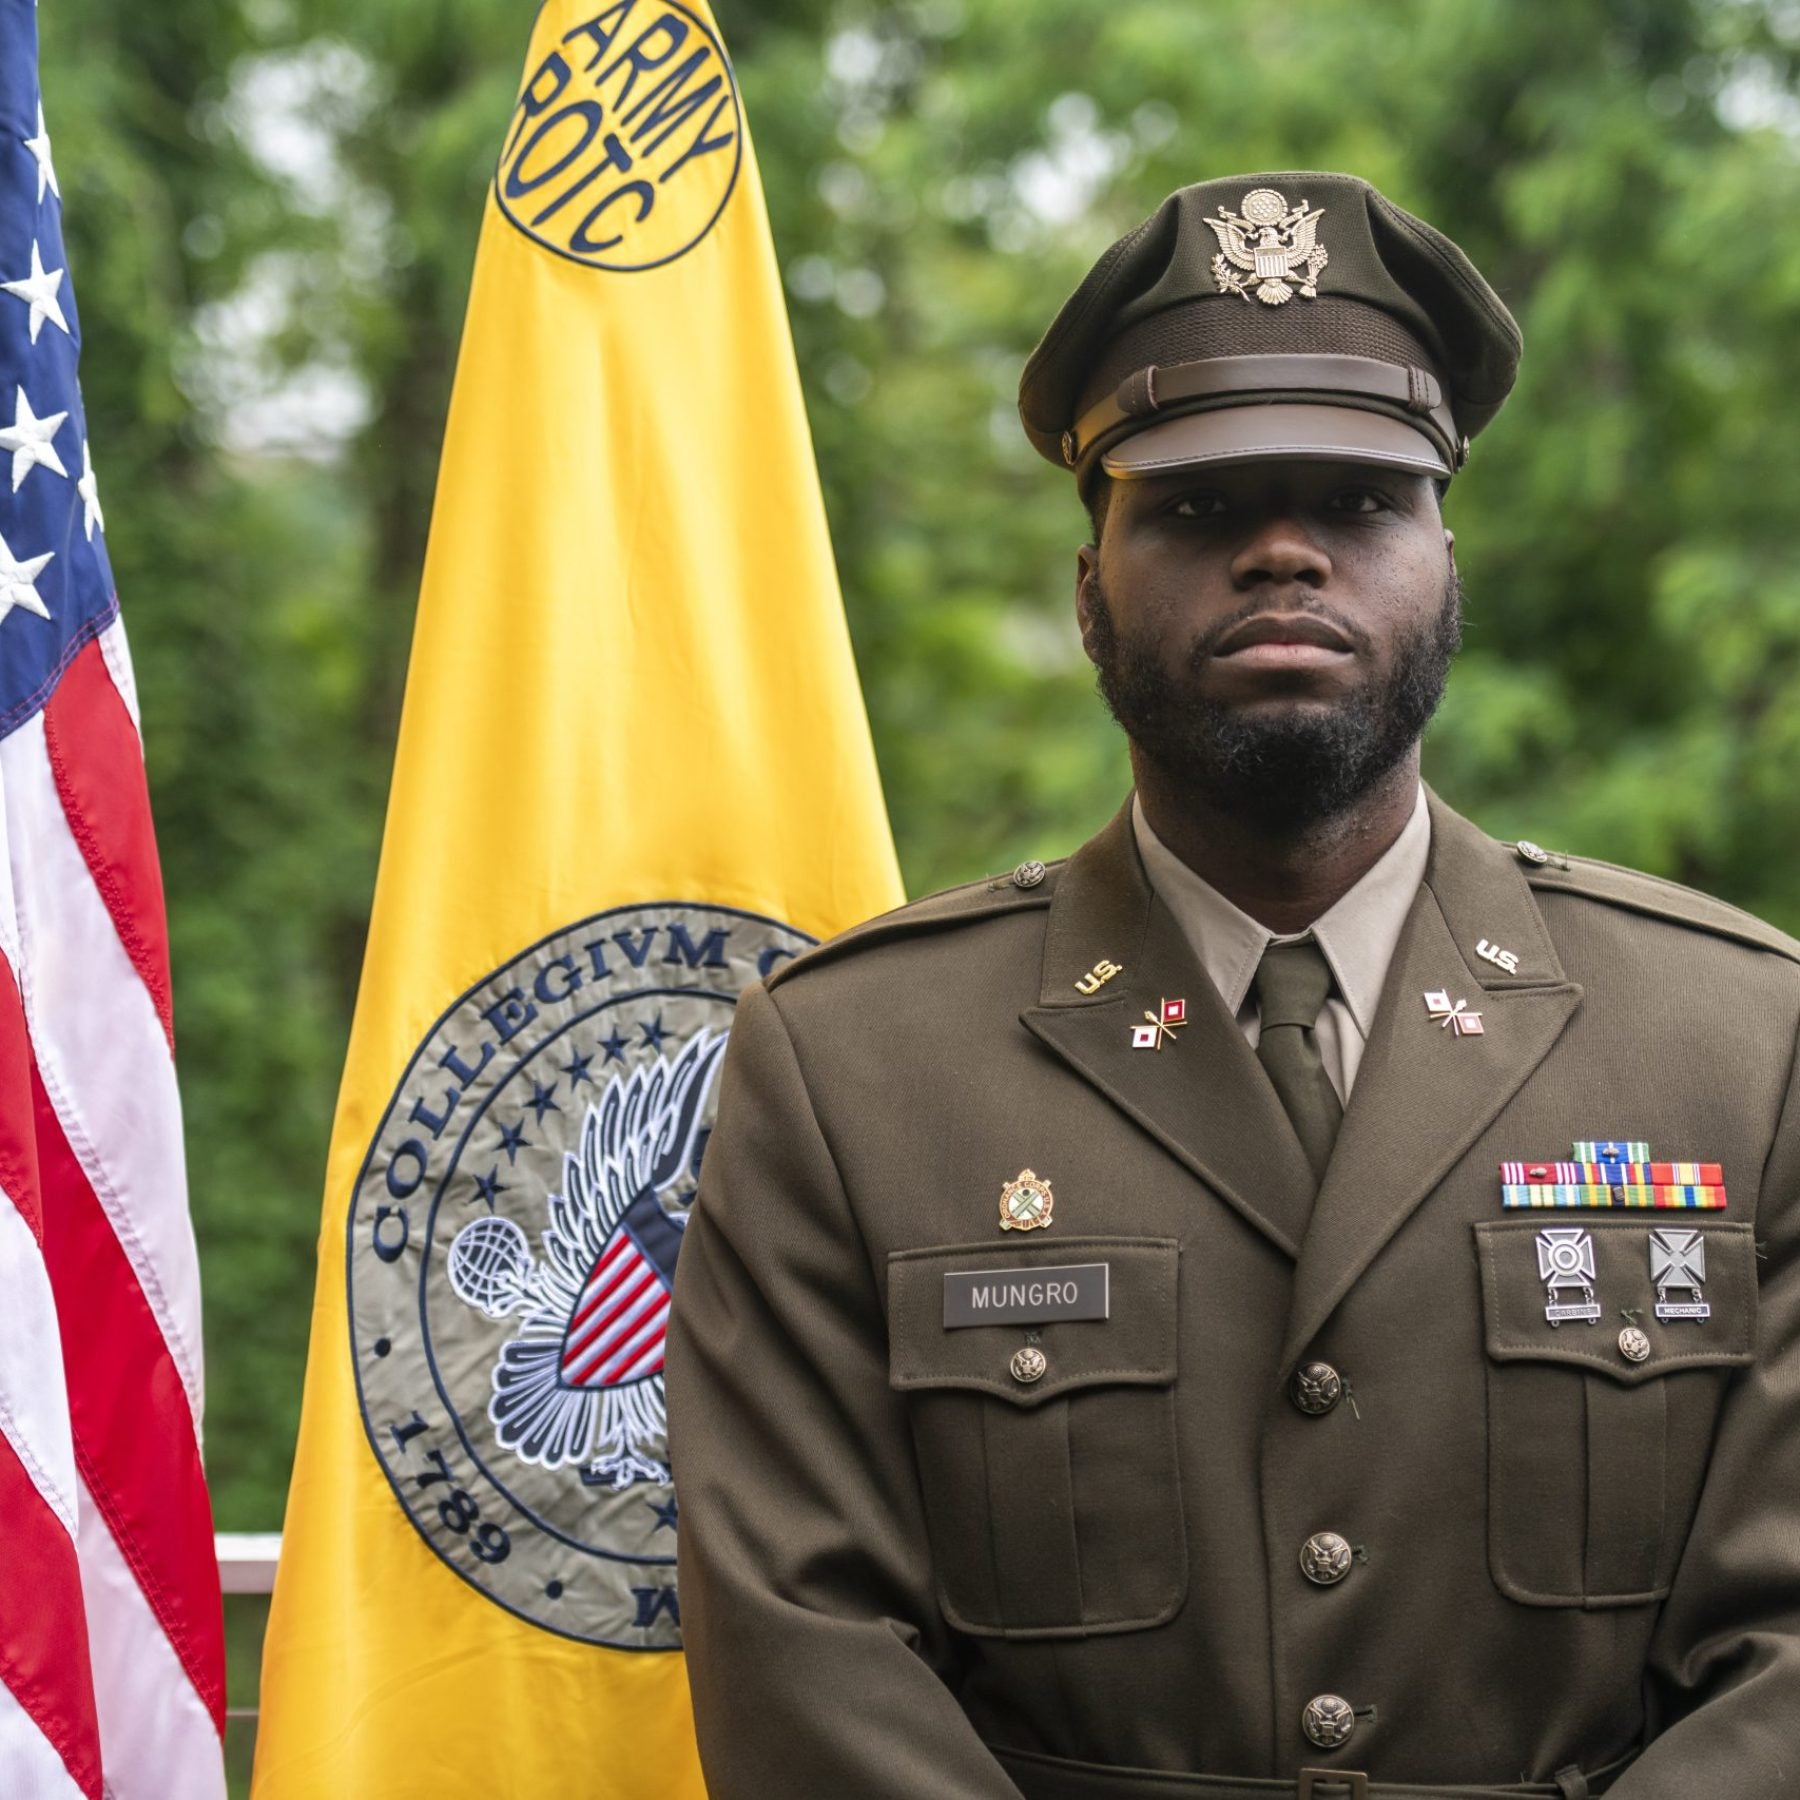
[349,900,811,1646]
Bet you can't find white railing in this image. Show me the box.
[219,1532,280,1751]
[218,1531,280,1594]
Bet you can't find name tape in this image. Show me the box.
[943,1262,1111,1329]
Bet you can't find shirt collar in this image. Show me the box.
[1131,786,1431,1034]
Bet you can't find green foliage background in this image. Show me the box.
[33,0,1800,1775]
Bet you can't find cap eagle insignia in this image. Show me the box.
[445,1028,726,1490]
[1205,188,1328,305]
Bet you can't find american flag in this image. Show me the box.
[0,5,225,1795]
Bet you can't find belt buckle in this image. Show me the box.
[1298,1772,1368,1800]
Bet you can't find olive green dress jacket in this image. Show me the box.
[666,793,1800,1798]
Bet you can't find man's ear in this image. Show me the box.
[1444,527,1457,566]
[1075,544,1101,665]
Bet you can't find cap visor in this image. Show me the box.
[1101,402,1451,479]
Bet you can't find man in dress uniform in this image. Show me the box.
[666,173,1800,1797]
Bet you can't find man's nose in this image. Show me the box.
[1230,516,1331,590]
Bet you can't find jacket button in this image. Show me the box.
[1011,859,1047,889]
[1300,1531,1354,1586]
[1514,838,1569,869]
[1010,1346,1047,1384]
[1301,1693,1356,1750]
[1290,1361,1343,1416]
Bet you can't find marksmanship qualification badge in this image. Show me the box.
[348,902,811,1647]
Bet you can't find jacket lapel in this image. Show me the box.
[1277,794,1583,1372]
[1021,805,1317,1257]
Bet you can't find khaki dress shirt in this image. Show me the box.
[1132,786,1431,1101]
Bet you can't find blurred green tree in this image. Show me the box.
[741,0,1800,906]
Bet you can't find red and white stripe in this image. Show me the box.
[560,1231,673,1388]
[0,621,224,1798]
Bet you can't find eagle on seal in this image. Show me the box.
[457,1027,726,1490]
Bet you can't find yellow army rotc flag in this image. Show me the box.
[252,2,903,1792]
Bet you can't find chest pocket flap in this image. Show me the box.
[885,1236,1182,1638]
[1476,1217,1756,1379]
[1475,1217,1755,1608]
[887,1235,1178,1401]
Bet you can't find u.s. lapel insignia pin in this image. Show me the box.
[1423,988,1485,1036]
[1475,939,1519,974]
[1131,997,1187,1050]
[998,1169,1054,1232]
[1075,957,1123,996]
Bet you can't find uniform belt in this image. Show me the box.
[992,1744,1635,1800]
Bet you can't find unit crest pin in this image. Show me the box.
[998,1168,1054,1233]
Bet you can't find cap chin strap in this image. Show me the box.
[1064,352,1466,475]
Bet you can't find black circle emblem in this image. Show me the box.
[348,901,810,1647]
[495,0,743,272]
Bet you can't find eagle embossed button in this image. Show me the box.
[1010,1346,1047,1384]
[1513,838,1569,869]
[1290,1361,1344,1416]
[1619,1326,1652,1364]
[1300,1531,1354,1586]
[1301,1694,1356,1750]
[1011,859,1047,890]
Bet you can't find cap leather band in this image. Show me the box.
[1067,353,1462,472]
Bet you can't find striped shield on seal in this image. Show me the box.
[558,1189,685,1391]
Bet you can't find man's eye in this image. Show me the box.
[1331,489,1388,514]
[1169,493,1226,518]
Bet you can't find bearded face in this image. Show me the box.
[1086,565,1461,830]
[1077,464,1460,830]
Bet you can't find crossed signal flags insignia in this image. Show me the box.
[1423,988,1485,1036]
[1131,997,1188,1050]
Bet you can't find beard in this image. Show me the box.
[1088,570,1462,831]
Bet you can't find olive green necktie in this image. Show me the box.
[1253,940,1343,1183]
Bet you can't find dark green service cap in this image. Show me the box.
[1019,172,1521,489]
